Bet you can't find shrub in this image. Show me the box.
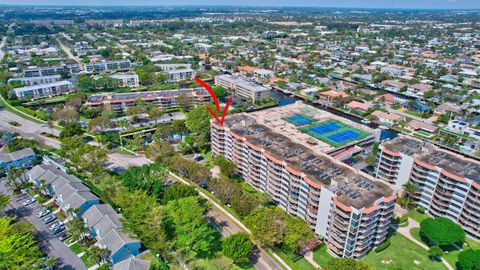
[374,238,391,253]
[417,207,426,214]
[456,249,480,270]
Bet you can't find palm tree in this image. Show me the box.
[403,181,419,209]
[85,245,111,265]
[68,216,89,245]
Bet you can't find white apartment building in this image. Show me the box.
[215,74,271,102]
[8,75,61,86]
[110,73,139,87]
[211,105,396,259]
[11,80,74,100]
[166,68,196,82]
[375,135,480,240]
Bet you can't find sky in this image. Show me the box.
[0,0,479,9]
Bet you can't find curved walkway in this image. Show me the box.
[397,218,454,270]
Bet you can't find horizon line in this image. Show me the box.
[0,4,479,10]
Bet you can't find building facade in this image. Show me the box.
[215,74,271,102]
[166,68,196,82]
[211,112,395,258]
[8,75,61,86]
[11,80,74,100]
[374,136,480,240]
[110,73,139,87]
[85,60,131,72]
[0,148,36,175]
[23,64,80,77]
[85,88,210,112]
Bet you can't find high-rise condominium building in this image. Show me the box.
[375,136,480,240]
[211,102,396,258]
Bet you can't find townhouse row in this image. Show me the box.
[27,161,148,268]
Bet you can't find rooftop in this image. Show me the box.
[383,136,480,182]
[223,107,392,209]
[246,101,377,153]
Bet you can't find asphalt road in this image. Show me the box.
[0,181,86,270]
[0,108,61,149]
[206,210,283,270]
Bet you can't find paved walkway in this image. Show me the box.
[304,251,321,269]
[397,218,454,270]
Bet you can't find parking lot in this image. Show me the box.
[1,181,86,270]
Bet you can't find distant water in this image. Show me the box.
[271,90,297,106]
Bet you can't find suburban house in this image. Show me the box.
[82,204,143,265]
[346,100,372,113]
[406,120,438,137]
[371,110,405,126]
[381,80,407,92]
[434,102,461,115]
[406,83,433,98]
[0,148,36,175]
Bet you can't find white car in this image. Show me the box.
[22,198,36,206]
[50,222,63,231]
[36,209,51,218]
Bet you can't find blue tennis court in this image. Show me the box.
[307,122,342,135]
[299,119,370,147]
[328,130,363,144]
[285,114,317,126]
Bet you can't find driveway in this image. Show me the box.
[0,182,86,270]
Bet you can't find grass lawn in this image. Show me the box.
[363,232,447,270]
[188,252,254,270]
[69,243,84,254]
[80,254,97,268]
[312,244,334,269]
[272,247,316,270]
[406,210,429,223]
[410,227,480,268]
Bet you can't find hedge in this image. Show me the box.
[374,238,391,253]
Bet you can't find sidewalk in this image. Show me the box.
[397,218,454,270]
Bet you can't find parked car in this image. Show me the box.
[52,225,65,235]
[50,222,63,231]
[36,209,51,218]
[58,234,70,242]
[22,198,36,206]
[42,215,56,224]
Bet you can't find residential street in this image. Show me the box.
[57,38,81,65]
[206,210,284,270]
[0,107,61,149]
[0,180,86,270]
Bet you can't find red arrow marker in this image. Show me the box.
[195,76,232,126]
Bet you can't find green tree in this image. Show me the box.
[284,217,315,252]
[185,105,213,135]
[222,233,253,264]
[420,217,465,247]
[0,194,10,214]
[245,207,286,246]
[213,86,228,100]
[324,258,371,270]
[166,196,220,258]
[403,181,419,209]
[68,216,89,244]
[213,155,237,177]
[428,246,443,261]
[59,122,84,139]
[456,249,480,270]
[0,217,45,269]
[145,140,175,163]
[162,184,197,204]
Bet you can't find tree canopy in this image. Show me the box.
[420,217,465,247]
[222,233,253,264]
[456,249,480,270]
